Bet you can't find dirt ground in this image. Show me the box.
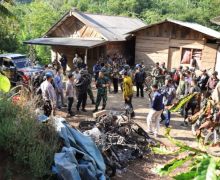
[56,86,198,180]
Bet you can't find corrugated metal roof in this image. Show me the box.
[168,19,220,39]
[46,8,146,41]
[24,38,106,48]
[128,19,220,39]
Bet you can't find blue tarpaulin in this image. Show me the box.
[53,117,106,180]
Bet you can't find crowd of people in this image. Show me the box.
[34,53,220,138]
[36,53,134,118]
[146,63,220,137]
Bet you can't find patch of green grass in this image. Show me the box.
[0,97,61,178]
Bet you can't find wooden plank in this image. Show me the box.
[136,36,169,42]
[201,44,217,69]
[170,39,204,49]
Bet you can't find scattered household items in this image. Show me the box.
[79,111,156,177]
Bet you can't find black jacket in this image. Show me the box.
[197,74,209,91]
[134,71,146,84]
[75,75,89,94]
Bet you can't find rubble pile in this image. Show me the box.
[79,112,156,177]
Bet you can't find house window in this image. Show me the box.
[181,48,202,67]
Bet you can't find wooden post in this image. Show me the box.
[84,48,88,65]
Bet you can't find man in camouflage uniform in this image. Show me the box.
[93,69,109,112]
[151,62,163,86]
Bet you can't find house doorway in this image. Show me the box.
[125,37,136,66]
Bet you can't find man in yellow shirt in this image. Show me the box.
[123,72,135,118]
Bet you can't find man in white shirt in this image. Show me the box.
[40,72,56,116]
[66,73,75,117]
[72,68,81,81]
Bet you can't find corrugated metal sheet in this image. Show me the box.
[46,8,146,41]
[24,38,106,48]
[168,19,220,39]
[128,19,220,39]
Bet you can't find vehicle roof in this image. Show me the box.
[0,54,26,59]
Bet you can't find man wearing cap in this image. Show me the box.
[93,69,109,112]
[75,69,90,112]
[40,72,56,117]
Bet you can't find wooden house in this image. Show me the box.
[129,19,220,71]
[24,8,145,69]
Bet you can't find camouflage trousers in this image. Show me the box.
[95,92,107,109]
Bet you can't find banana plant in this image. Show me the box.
[153,128,219,179]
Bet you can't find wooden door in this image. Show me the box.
[168,47,180,69]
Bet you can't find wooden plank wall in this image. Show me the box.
[135,22,218,70]
[135,36,169,67]
[201,43,218,70]
[106,42,125,56]
[49,16,103,39]
[136,22,205,40]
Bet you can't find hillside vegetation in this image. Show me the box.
[1,0,220,63]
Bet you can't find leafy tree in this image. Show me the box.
[1,0,220,64]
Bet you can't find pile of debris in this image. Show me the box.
[79,111,156,177]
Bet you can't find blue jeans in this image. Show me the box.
[161,109,171,127]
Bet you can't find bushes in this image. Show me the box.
[0,97,61,177]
